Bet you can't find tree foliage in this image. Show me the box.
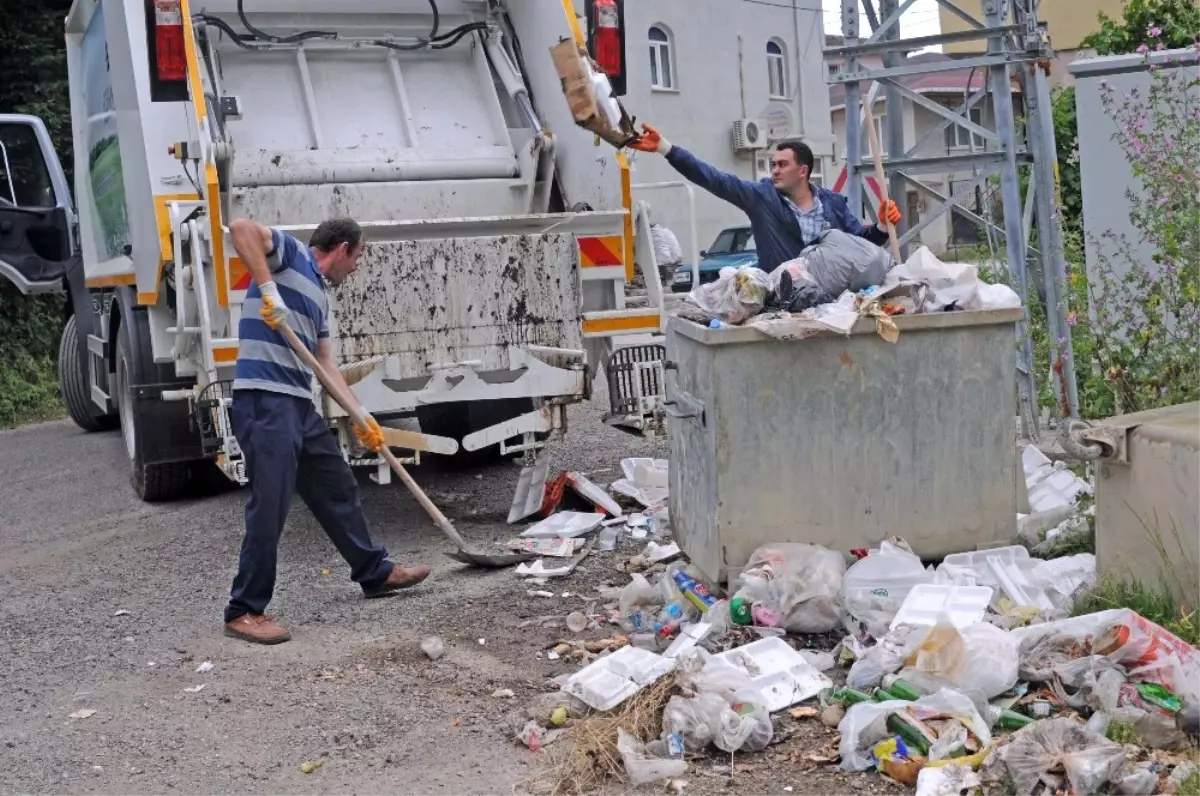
[0,1,75,426]
[1082,0,1200,56]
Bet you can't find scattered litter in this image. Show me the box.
[839,688,991,772]
[617,727,688,785]
[915,763,981,796]
[527,590,555,598]
[195,661,214,674]
[320,568,332,576]
[420,636,445,661]
[566,612,589,634]
[507,538,577,558]
[492,688,516,699]
[521,511,605,539]
[662,623,714,659]
[68,709,96,720]
[515,538,595,579]
[478,638,486,646]
[113,610,130,617]
[299,760,323,775]
[907,615,1019,699]
[566,471,623,516]
[890,584,993,629]
[518,720,566,751]
[821,703,846,728]
[712,637,832,712]
[563,646,677,711]
[998,717,1125,795]
[1022,445,1091,512]
[732,543,846,634]
[796,649,836,672]
[789,706,820,719]
[644,541,681,562]
[610,458,669,508]
[183,684,206,693]
[842,539,934,637]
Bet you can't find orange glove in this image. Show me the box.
[354,414,385,453]
[630,123,672,155]
[878,199,901,228]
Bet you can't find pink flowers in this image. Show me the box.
[1147,25,1162,38]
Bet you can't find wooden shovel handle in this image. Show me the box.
[863,99,903,265]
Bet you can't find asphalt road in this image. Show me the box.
[0,394,668,794]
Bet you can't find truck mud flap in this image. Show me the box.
[132,381,205,465]
[604,343,666,436]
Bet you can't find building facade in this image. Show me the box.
[572,0,834,260]
[938,0,1122,86]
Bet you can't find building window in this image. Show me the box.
[649,26,675,90]
[810,159,824,187]
[767,40,788,98]
[828,62,842,78]
[945,105,986,149]
[860,109,886,155]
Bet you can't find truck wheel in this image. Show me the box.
[58,314,118,432]
[115,325,190,501]
[417,398,542,467]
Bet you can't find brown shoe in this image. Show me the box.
[224,613,292,644]
[363,564,431,598]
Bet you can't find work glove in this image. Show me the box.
[258,282,289,330]
[354,412,385,453]
[877,199,901,230]
[630,123,672,155]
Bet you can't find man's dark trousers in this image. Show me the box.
[224,389,394,622]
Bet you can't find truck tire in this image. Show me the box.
[58,314,118,432]
[115,325,191,501]
[417,398,542,467]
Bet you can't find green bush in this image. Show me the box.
[0,283,65,427]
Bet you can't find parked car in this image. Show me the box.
[670,226,758,293]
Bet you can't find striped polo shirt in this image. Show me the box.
[233,228,330,399]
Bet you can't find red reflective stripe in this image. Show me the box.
[579,236,621,267]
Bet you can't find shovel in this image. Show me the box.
[277,322,534,569]
[863,98,904,265]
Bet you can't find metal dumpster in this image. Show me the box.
[666,308,1024,583]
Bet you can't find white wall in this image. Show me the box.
[576,0,832,257]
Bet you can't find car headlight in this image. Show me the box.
[673,270,692,284]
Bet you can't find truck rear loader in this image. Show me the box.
[0,0,667,504]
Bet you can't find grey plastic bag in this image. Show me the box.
[772,229,894,311]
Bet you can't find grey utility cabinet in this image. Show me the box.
[666,308,1024,583]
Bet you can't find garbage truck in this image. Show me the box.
[0,0,668,503]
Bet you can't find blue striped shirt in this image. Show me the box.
[233,229,330,399]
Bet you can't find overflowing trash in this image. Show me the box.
[674,241,1022,342]
[504,453,1195,796]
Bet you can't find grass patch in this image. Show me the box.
[1071,506,1198,645]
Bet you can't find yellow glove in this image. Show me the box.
[354,414,385,453]
[258,282,289,330]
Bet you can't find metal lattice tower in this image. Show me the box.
[826,0,1079,440]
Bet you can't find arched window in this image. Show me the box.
[649,26,675,90]
[767,39,788,98]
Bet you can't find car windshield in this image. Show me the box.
[707,229,755,255]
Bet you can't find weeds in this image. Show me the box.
[1069,500,1198,643]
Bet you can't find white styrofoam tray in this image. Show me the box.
[941,545,1030,570]
[713,637,832,712]
[890,583,994,629]
[520,511,604,538]
[563,646,677,712]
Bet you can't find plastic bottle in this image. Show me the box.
[654,599,687,634]
[709,318,724,329]
[730,597,753,626]
[673,571,716,613]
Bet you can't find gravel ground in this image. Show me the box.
[0,393,908,795]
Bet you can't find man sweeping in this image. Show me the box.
[630,125,900,274]
[224,216,431,645]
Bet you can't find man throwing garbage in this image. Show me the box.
[630,124,900,274]
[224,216,431,645]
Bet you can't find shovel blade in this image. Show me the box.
[444,550,536,568]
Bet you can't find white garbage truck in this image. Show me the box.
[0,0,669,503]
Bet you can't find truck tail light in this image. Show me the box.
[593,0,621,79]
[154,0,187,82]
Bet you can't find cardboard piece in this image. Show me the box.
[551,40,637,149]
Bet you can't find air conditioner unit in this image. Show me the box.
[732,118,767,151]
